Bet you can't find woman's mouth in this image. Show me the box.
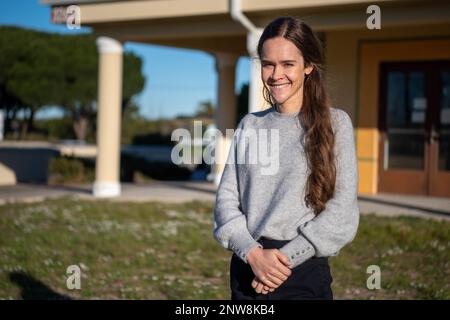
[269,83,291,96]
[270,83,290,89]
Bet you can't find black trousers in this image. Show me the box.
[230,238,333,300]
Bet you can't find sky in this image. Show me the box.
[0,0,250,120]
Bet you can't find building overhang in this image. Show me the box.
[40,0,450,54]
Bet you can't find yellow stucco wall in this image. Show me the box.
[325,23,450,194]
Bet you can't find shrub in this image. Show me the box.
[49,156,94,184]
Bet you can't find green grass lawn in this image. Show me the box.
[0,197,448,299]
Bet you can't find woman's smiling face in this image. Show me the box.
[260,36,313,108]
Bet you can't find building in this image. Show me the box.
[40,0,450,197]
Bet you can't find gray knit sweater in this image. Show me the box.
[213,105,360,268]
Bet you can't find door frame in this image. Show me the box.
[377,60,450,196]
[429,62,450,197]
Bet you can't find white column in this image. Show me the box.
[93,37,123,197]
[247,29,266,113]
[213,52,238,186]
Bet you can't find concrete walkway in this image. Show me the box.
[0,182,217,204]
[0,182,449,221]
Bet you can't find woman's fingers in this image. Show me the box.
[270,268,290,283]
[274,250,292,268]
[254,277,275,294]
[261,282,273,294]
[272,250,293,278]
[268,250,292,277]
[259,275,278,289]
[252,278,264,294]
[259,268,289,288]
[252,277,276,295]
[266,273,283,286]
[276,263,292,278]
[255,282,264,294]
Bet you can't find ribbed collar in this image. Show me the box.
[269,104,302,119]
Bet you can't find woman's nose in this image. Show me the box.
[271,65,283,80]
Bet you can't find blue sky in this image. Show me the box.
[0,0,250,119]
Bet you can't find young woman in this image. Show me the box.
[213,17,359,300]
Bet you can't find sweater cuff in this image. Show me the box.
[279,235,316,268]
[229,232,262,264]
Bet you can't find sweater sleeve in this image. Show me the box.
[213,117,262,263]
[279,109,360,268]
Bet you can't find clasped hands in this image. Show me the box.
[246,246,292,295]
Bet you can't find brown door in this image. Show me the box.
[378,61,450,197]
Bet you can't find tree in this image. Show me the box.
[57,34,98,141]
[0,27,61,137]
[58,35,146,141]
[122,52,146,115]
[0,27,146,141]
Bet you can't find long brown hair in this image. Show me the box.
[257,17,336,215]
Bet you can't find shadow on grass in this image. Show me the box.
[9,271,72,300]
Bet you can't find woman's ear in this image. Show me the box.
[305,63,314,76]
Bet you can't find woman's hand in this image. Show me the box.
[251,276,274,294]
[246,247,292,289]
